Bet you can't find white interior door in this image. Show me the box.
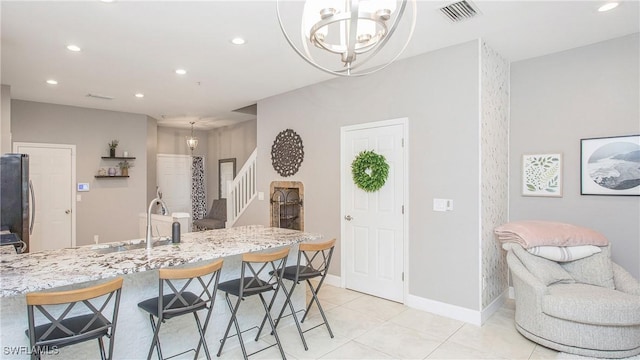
[157,154,192,214]
[341,119,406,302]
[14,143,75,252]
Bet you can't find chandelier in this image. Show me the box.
[186,121,198,153]
[276,0,416,77]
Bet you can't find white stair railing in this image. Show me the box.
[226,148,257,227]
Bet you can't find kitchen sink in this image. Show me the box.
[93,238,173,254]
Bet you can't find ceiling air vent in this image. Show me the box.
[439,0,479,22]
[86,93,114,100]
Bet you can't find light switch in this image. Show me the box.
[433,198,453,212]
[258,192,264,201]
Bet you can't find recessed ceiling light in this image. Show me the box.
[598,2,619,11]
[100,0,115,3]
[175,69,187,75]
[66,44,81,52]
[231,37,246,45]
[135,93,144,98]
[46,79,58,85]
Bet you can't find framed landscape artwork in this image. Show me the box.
[581,135,640,196]
[522,153,562,197]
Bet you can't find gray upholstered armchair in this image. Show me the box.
[504,243,640,358]
[193,199,227,230]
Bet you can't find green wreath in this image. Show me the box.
[351,150,389,192]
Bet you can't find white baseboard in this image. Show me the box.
[324,277,508,327]
[323,274,342,288]
[406,294,482,326]
[480,289,508,324]
[405,290,508,327]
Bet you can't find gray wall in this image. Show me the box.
[207,119,257,202]
[157,126,210,158]
[11,100,149,246]
[155,120,257,209]
[240,41,483,311]
[510,33,640,278]
[1,85,11,154]
[146,116,158,204]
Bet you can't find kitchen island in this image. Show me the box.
[0,225,323,359]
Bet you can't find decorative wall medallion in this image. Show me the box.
[271,129,304,177]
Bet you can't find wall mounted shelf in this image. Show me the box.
[98,157,134,177]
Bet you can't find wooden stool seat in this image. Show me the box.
[137,259,223,360]
[26,277,124,360]
[217,247,290,360]
[271,239,337,351]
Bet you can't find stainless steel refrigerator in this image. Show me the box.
[1,153,33,253]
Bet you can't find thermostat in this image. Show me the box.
[77,183,90,192]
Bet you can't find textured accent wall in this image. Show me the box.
[480,41,510,308]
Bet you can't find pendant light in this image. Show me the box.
[186,121,199,153]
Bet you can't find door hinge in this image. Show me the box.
[401,138,404,147]
[401,205,404,214]
[402,272,405,281]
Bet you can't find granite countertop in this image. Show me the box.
[0,225,323,297]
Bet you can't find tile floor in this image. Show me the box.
[215,282,560,360]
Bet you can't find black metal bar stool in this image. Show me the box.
[137,259,223,360]
[216,247,290,360]
[269,238,336,350]
[25,277,124,360]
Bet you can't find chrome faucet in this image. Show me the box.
[146,187,169,250]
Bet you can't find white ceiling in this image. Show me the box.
[2,1,638,130]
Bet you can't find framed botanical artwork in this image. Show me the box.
[522,153,562,197]
[581,135,640,196]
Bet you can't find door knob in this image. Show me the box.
[65,209,71,214]
[344,215,353,221]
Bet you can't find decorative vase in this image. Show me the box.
[110,148,116,157]
[108,167,116,176]
[121,168,128,176]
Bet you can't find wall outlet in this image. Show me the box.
[94,235,99,244]
[482,276,487,290]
